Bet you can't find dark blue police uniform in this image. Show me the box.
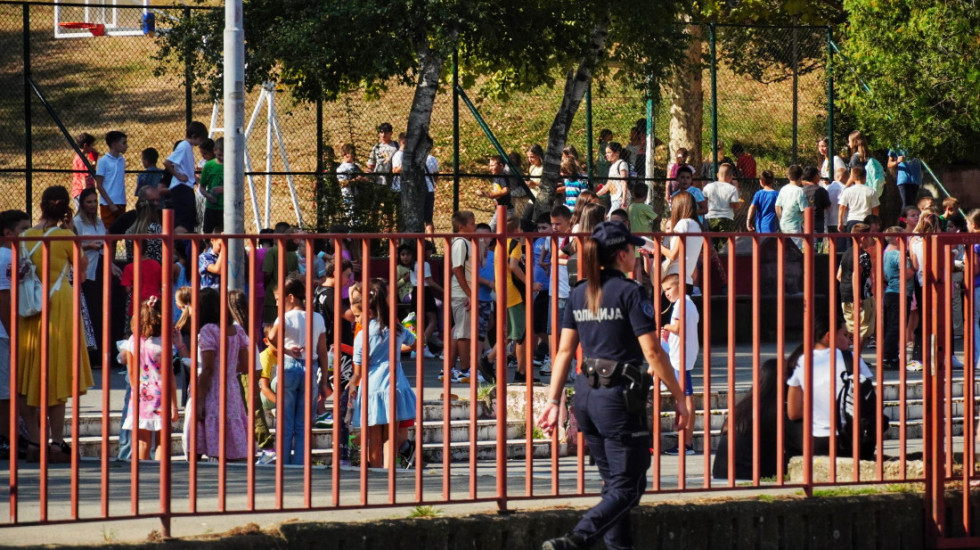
[561,268,657,550]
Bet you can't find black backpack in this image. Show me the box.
[835,350,890,460]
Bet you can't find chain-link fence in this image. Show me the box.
[2,3,840,235]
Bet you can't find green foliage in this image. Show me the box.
[408,505,443,518]
[838,0,980,162]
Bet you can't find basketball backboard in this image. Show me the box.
[54,0,162,39]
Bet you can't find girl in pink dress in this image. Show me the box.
[121,296,178,461]
[180,288,250,461]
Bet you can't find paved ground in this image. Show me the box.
[0,340,968,546]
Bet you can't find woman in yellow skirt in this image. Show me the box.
[19,185,94,463]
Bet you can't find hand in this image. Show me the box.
[175,172,189,183]
[532,282,543,292]
[536,403,559,438]
[348,384,359,399]
[660,327,668,341]
[171,405,180,423]
[464,297,471,310]
[111,204,123,214]
[212,186,223,196]
[674,401,690,431]
[284,346,304,359]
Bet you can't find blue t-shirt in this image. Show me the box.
[563,178,586,208]
[478,249,495,302]
[751,189,780,233]
[562,268,656,364]
[532,237,550,290]
[888,149,922,187]
[883,249,902,294]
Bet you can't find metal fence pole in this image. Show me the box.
[792,27,800,165]
[827,26,834,165]
[184,7,192,128]
[645,87,655,199]
[709,23,718,178]
[452,47,460,213]
[23,3,32,212]
[316,98,324,230]
[585,82,594,180]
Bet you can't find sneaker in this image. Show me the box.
[423,347,437,359]
[533,357,546,368]
[952,355,964,369]
[663,444,695,456]
[453,369,471,384]
[476,371,488,384]
[398,441,416,469]
[478,354,496,384]
[512,370,541,384]
[256,450,276,465]
[538,359,552,376]
[542,533,587,550]
[315,412,333,428]
[906,359,923,372]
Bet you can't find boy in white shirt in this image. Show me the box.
[0,210,31,458]
[837,165,880,233]
[163,121,208,233]
[661,271,699,456]
[94,131,128,227]
[822,166,846,233]
[702,163,741,251]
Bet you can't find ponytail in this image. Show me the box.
[582,238,602,314]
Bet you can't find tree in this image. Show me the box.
[837,0,980,163]
[157,0,566,232]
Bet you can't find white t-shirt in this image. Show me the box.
[410,261,432,287]
[838,184,880,223]
[787,347,873,437]
[387,154,437,193]
[775,183,808,233]
[450,237,473,299]
[74,214,106,281]
[273,309,326,360]
[543,237,570,299]
[390,150,404,191]
[668,218,703,285]
[166,140,197,188]
[822,181,844,227]
[95,153,127,206]
[702,180,739,220]
[0,247,10,339]
[668,295,699,372]
[606,159,629,213]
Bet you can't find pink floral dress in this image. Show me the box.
[182,323,249,459]
[121,336,165,431]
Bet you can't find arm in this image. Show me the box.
[0,290,9,340]
[838,205,847,226]
[259,376,276,404]
[872,206,880,216]
[316,333,332,399]
[536,328,579,435]
[163,159,188,183]
[775,205,783,220]
[93,175,119,211]
[697,200,708,216]
[787,385,803,421]
[746,204,757,231]
[451,266,472,299]
[660,236,682,263]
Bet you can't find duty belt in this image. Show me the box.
[582,357,653,416]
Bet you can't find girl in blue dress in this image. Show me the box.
[348,280,417,469]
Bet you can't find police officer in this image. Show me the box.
[537,221,690,550]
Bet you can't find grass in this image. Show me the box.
[810,487,879,497]
[1,5,827,231]
[408,505,443,519]
[476,383,496,402]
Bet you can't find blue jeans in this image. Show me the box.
[278,358,317,465]
[571,374,652,550]
[117,383,132,461]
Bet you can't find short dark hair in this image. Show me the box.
[377,122,393,133]
[851,165,867,180]
[186,121,208,139]
[801,165,820,182]
[105,131,127,147]
[0,209,29,235]
[760,170,775,186]
[787,165,803,181]
[141,147,159,164]
[199,138,215,153]
[76,132,95,147]
[451,210,475,232]
[676,165,694,176]
[550,204,571,219]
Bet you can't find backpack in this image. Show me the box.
[864,157,885,197]
[835,350,890,460]
[18,227,69,318]
[507,238,526,302]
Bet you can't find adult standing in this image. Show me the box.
[367,122,399,187]
[817,137,846,182]
[392,133,438,234]
[526,144,545,199]
[537,221,689,550]
[596,142,629,216]
[801,166,831,234]
[593,129,613,189]
[19,185,94,463]
[73,188,107,368]
[888,147,922,209]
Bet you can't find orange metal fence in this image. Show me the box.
[0,207,977,547]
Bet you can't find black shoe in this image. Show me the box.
[478,354,496,385]
[512,370,541,384]
[542,533,587,550]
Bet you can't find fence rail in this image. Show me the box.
[0,206,977,547]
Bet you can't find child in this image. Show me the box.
[539,206,571,378]
[628,183,657,287]
[270,275,331,465]
[337,143,365,217]
[882,227,913,370]
[746,170,779,233]
[506,214,542,384]
[475,223,498,383]
[71,132,99,201]
[94,130,129,227]
[313,258,355,466]
[120,297,178,461]
[447,211,478,382]
[940,197,960,231]
[135,147,164,198]
[556,157,586,209]
[197,226,224,289]
[837,223,875,352]
[411,240,444,359]
[348,280,418,469]
[899,206,920,234]
[837,166,879,234]
[199,137,225,233]
[228,289,275,453]
[173,286,193,406]
[863,214,882,234]
[164,121,208,234]
[660,271,699,456]
[703,163,740,250]
[822,165,846,233]
[179,288,249,461]
[0,210,30,458]
[608,209,629,226]
[395,244,414,303]
[530,213,553,374]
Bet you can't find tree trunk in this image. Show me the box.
[536,16,610,220]
[400,45,446,233]
[667,25,704,169]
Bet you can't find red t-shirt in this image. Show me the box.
[121,259,162,314]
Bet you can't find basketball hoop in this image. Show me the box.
[58,22,105,36]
